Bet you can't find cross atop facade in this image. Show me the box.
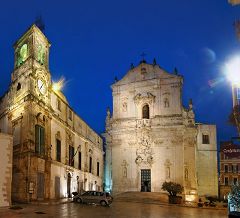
[140,52,147,63]
[140,52,146,60]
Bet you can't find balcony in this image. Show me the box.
[136,119,151,128]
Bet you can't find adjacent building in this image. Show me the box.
[103,60,218,200]
[0,133,13,207]
[0,25,104,202]
[219,141,240,199]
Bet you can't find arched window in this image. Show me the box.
[142,104,150,119]
[17,83,21,91]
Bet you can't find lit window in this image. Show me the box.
[232,165,238,173]
[202,134,210,144]
[142,104,150,119]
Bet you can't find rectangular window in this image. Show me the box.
[35,125,45,155]
[69,110,72,120]
[224,165,228,173]
[233,177,238,185]
[89,157,92,173]
[69,145,74,167]
[56,139,61,162]
[224,177,229,186]
[57,98,61,111]
[202,134,210,144]
[78,152,81,170]
[97,162,100,176]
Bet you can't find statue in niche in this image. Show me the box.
[106,107,111,126]
[121,160,128,178]
[164,159,172,180]
[166,166,170,179]
[122,102,127,112]
[164,98,169,108]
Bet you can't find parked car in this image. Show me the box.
[73,191,113,206]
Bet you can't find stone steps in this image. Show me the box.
[114,192,169,203]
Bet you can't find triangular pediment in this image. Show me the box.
[112,62,181,87]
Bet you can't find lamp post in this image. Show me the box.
[224,56,240,135]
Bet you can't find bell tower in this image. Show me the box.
[13,24,50,72]
[10,24,51,104]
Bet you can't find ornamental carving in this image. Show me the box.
[135,131,154,166]
[134,92,156,105]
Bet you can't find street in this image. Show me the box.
[0,201,227,218]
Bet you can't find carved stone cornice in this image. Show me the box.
[134,92,156,105]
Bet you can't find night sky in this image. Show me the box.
[0,0,240,144]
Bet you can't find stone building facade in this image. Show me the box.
[0,133,13,207]
[103,60,218,200]
[219,141,240,199]
[0,25,104,202]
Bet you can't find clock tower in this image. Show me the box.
[9,25,52,202]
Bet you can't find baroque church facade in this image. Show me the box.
[104,60,218,199]
[0,25,104,202]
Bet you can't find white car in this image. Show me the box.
[73,191,113,206]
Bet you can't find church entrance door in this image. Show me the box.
[141,169,151,192]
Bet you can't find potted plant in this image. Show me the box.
[162,181,183,204]
[228,184,240,218]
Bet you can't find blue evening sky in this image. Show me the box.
[0,0,240,143]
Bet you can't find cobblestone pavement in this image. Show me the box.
[0,201,227,218]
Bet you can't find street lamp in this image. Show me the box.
[52,77,65,92]
[224,56,240,107]
[224,55,240,134]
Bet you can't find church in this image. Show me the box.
[103,59,218,200]
[0,25,104,202]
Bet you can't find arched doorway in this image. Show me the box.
[67,173,71,198]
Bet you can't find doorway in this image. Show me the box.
[141,169,151,192]
[37,172,45,199]
[55,176,60,199]
[67,173,71,198]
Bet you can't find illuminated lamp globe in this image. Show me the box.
[224,56,240,86]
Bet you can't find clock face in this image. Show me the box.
[37,79,47,95]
